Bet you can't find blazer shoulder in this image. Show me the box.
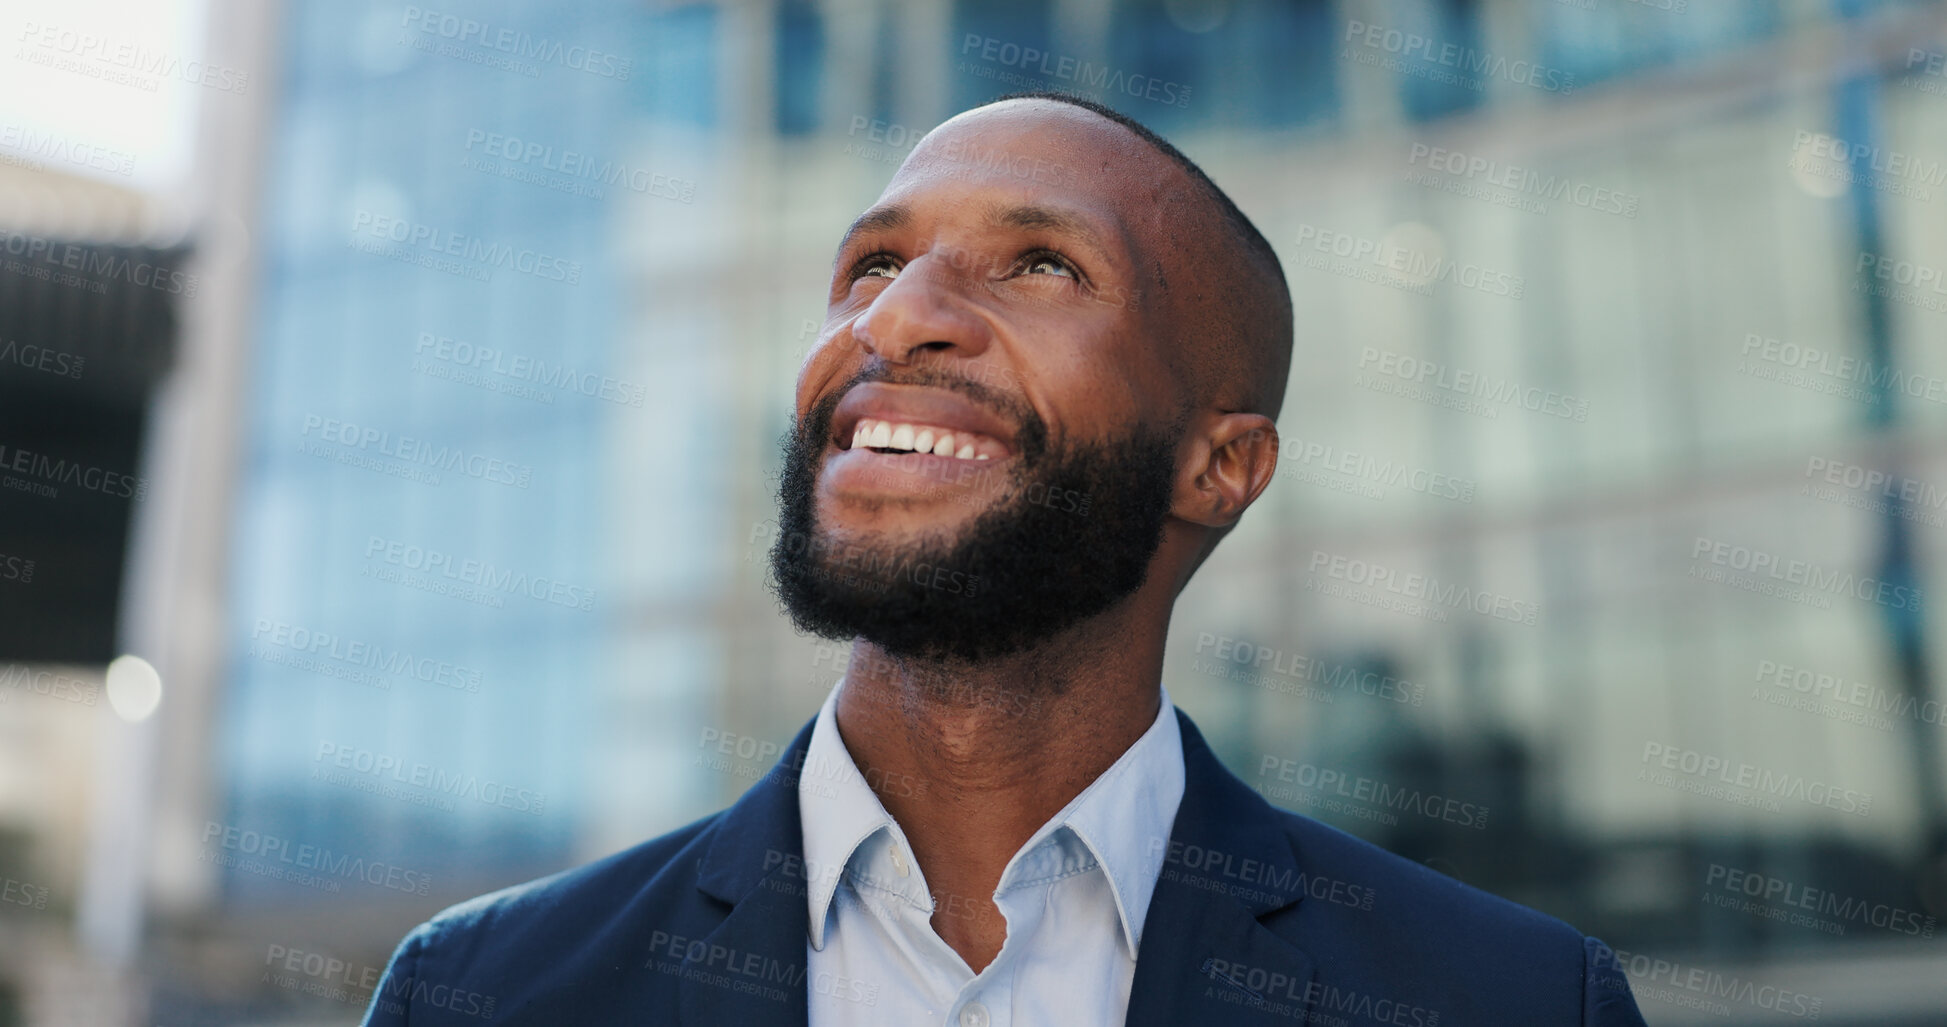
[416,809,724,959]
[364,812,731,1025]
[1270,803,1585,950]
[1256,806,1637,1021]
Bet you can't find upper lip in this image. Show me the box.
[830,383,1019,455]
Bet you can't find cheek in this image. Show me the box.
[795,341,857,418]
[1039,350,1151,431]
[1046,310,1166,411]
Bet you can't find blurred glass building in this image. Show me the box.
[3,0,1947,1023]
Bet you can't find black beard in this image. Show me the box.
[768,370,1180,666]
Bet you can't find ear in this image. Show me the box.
[1172,414,1279,528]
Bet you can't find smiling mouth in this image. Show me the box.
[844,417,1007,461]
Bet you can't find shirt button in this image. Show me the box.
[889,840,911,877]
[957,1002,990,1027]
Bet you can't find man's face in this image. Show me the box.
[770,101,1192,666]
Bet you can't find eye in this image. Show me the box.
[851,253,901,281]
[1016,250,1078,279]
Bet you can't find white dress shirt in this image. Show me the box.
[797,681,1186,1027]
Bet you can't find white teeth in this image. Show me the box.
[849,419,996,459]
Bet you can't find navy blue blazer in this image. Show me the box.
[363,710,1647,1026]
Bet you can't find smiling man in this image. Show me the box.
[365,94,1647,1027]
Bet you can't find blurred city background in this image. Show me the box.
[3,0,1947,1022]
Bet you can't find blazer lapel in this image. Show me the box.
[672,709,1319,1026]
[1125,711,1319,1027]
[677,718,816,1027]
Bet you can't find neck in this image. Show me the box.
[829,594,1170,970]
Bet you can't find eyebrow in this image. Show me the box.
[988,203,1094,238]
[835,199,1121,270]
[837,203,912,255]
[990,202,1123,275]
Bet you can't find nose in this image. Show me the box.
[847,252,993,366]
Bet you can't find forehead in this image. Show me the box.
[869,101,1182,247]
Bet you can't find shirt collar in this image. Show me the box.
[1002,686,1183,956]
[798,684,900,951]
[796,680,1186,958]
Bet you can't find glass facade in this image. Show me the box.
[221,0,721,902]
